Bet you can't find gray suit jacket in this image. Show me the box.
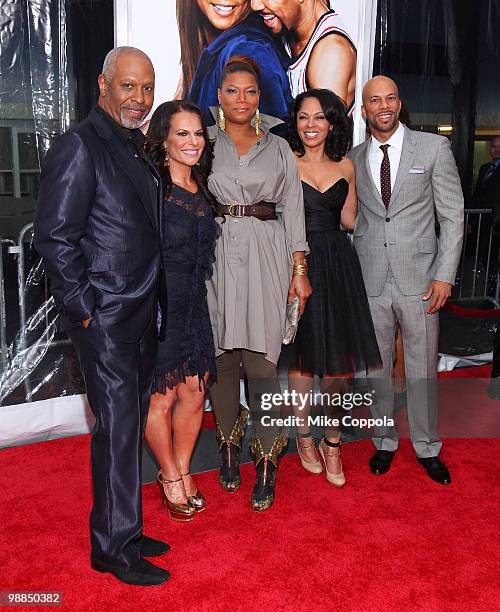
[348,125,464,297]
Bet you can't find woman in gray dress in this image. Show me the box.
[207,55,312,512]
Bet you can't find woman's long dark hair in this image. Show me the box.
[287,89,353,161]
[176,0,207,97]
[145,100,221,217]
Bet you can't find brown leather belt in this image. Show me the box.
[220,201,277,221]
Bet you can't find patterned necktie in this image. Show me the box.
[380,144,391,208]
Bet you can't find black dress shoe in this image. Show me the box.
[369,450,395,475]
[417,456,451,485]
[91,557,170,586]
[136,535,170,557]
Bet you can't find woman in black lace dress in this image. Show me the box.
[144,101,220,521]
[287,89,382,486]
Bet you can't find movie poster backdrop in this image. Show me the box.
[115,0,377,144]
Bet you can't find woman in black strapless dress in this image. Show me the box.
[286,89,382,486]
[144,101,219,521]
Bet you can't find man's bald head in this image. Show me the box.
[101,47,154,83]
[362,76,399,106]
[361,75,401,142]
[98,47,155,129]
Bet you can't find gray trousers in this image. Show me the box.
[367,269,442,458]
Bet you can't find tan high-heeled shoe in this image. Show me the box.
[318,438,346,487]
[296,433,323,474]
[157,471,196,522]
[181,472,206,512]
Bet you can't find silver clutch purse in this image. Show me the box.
[283,296,301,345]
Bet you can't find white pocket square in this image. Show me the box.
[409,166,425,174]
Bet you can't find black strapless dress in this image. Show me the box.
[290,179,382,376]
[154,185,218,392]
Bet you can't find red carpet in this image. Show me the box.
[1,435,498,611]
[438,363,492,378]
[201,410,216,430]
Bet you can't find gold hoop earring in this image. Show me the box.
[255,108,261,136]
[218,106,226,131]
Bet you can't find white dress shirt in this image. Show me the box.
[368,122,405,200]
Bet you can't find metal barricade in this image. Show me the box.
[0,238,16,369]
[0,225,35,353]
[13,224,35,334]
[0,222,80,405]
[458,209,499,303]
[0,224,35,399]
[16,223,35,399]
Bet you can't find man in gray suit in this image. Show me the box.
[349,76,464,484]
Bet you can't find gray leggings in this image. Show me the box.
[210,349,283,452]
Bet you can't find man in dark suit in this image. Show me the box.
[480,137,500,398]
[470,136,500,282]
[34,47,169,586]
[475,136,500,209]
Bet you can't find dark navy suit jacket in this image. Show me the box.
[189,14,293,126]
[475,161,500,209]
[34,106,164,343]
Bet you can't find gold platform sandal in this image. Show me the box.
[157,471,196,521]
[181,472,206,512]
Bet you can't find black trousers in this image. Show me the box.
[69,318,157,569]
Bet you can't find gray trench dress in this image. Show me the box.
[207,118,309,364]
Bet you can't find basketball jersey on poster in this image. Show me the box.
[287,10,356,112]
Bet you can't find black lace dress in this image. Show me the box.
[290,178,382,376]
[154,185,218,393]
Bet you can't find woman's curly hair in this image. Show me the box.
[287,89,353,162]
[145,100,222,217]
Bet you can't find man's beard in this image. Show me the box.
[120,108,146,129]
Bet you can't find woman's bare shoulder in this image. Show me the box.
[338,156,355,177]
